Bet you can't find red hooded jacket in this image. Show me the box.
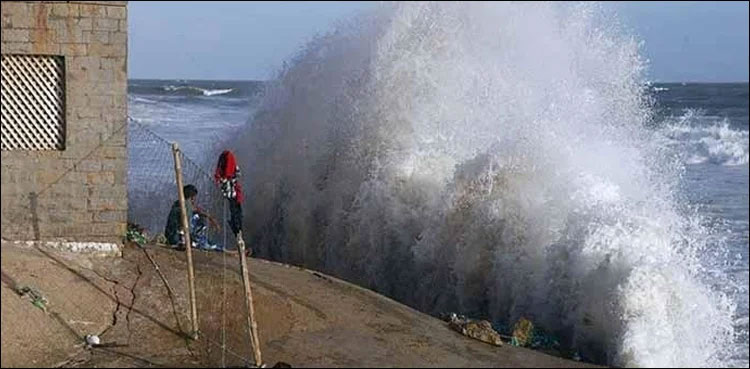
[214,150,243,204]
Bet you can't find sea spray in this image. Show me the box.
[230,2,737,366]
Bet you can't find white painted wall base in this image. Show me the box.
[10,240,122,257]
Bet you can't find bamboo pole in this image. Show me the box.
[172,143,199,340]
[235,231,262,366]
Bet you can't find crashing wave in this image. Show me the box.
[229,3,738,367]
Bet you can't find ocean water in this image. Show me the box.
[128,79,264,164]
[127,79,265,250]
[127,3,749,367]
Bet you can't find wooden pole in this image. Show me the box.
[235,231,262,366]
[172,143,199,340]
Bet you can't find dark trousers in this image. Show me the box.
[228,198,243,236]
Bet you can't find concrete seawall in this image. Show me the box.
[1,241,599,367]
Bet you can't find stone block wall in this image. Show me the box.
[1,1,128,244]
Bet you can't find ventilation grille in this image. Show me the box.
[1,54,66,151]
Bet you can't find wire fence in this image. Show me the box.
[127,118,254,367]
[127,120,237,251]
[3,117,258,368]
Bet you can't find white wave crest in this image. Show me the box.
[162,85,234,96]
[202,88,234,96]
[658,110,749,166]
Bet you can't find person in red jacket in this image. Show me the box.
[215,150,244,239]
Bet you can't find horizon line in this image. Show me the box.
[127,77,750,84]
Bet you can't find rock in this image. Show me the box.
[448,313,503,347]
[85,334,100,347]
[512,317,534,347]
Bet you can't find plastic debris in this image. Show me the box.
[530,326,560,350]
[126,222,148,246]
[15,286,48,313]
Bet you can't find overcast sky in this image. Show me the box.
[128,1,749,82]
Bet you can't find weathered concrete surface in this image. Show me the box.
[1,241,599,368]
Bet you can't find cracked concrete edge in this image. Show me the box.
[1,241,141,368]
[49,260,138,368]
[5,240,123,257]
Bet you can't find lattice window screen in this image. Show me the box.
[1,54,66,151]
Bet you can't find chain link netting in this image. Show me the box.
[127,118,253,367]
[127,119,236,251]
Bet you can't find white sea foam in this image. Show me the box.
[658,110,749,166]
[230,3,738,366]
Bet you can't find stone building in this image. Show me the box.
[1,1,128,249]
